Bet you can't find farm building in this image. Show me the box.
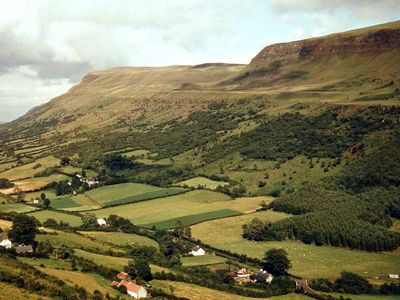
[190,245,205,256]
[389,274,399,279]
[117,271,129,280]
[112,280,147,298]
[250,270,273,284]
[0,237,12,249]
[97,218,107,226]
[15,244,34,254]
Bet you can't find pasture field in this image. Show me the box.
[191,210,400,279]
[74,249,130,270]
[24,189,58,200]
[177,176,229,190]
[73,249,169,274]
[58,165,97,177]
[78,231,159,249]
[94,190,235,228]
[86,182,188,206]
[14,145,49,155]
[1,174,68,195]
[35,231,123,253]
[213,196,273,213]
[0,161,14,172]
[0,203,39,213]
[58,194,101,211]
[50,197,82,209]
[0,156,60,180]
[145,209,241,229]
[181,255,227,267]
[0,219,12,229]
[151,280,312,300]
[28,210,83,226]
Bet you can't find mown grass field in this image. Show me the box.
[181,255,227,267]
[145,209,240,229]
[28,210,83,227]
[50,197,82,209]
[94,190,237,228]
[191,210,400,279]
[35,231,123,253]
[151,280,312,300]
[0,203,39,213]
[0,156,60,180]
[86,182,188,206]
[177,176,229,190]
[0,219,12,229]
[78,231,159,249]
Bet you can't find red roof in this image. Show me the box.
[118,280,143,293]
[117,272,129,280]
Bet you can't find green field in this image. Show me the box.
[191,210,400,280]
[28,210,82,226]
[73,249,168,274]
[181,255,227,267]
[86,182,188,206]
[35,231,123,253]
[177,176,230,190]
[78,231,159,249]
[144,209,241,229]
[93,190,235,227]
[0,156,60,180]
[50,197,82,209]
[0,203,39,213]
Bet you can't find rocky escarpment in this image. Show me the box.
[250,27,400,68]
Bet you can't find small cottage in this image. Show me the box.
[112,280,147,299]
[190,245,205,256]
[97,218,107,226]
[0,238,12,249]
[250,270,273,284]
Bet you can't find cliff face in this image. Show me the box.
[250,28,400,68]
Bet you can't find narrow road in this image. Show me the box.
[295,279,320,295]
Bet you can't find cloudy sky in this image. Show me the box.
[0,0,399,122]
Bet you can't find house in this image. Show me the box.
[234,268,252,284]
[97,218,107,226]
[190,245,205,256]
[389,274,399,279]
[112,280,147,298]
[117,271,129,280]
[15,244,34,254]
[250,270,273,284]
[0,238,12,249]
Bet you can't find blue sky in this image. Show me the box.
[0,0,399,122]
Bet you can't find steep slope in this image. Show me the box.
[224,20,400,91]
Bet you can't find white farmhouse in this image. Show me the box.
[190,245,206,256]
[112,280,147,299]
[0,238,12,249]
[97,218,107,226]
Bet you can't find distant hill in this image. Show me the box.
[2,20,399,144]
